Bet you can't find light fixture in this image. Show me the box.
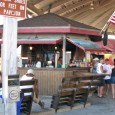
[90,1,94,6]
[90,7,94,10]
[55,46,57,50]
[29,46,33,50]
[90,1,94,10]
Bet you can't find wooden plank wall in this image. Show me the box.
[18,67,90,95]
[18,68,65,96]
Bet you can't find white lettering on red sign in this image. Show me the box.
[0,0,26,18]
[4,9,21,17]
[20,5,25,10]
[0,2,5,7]
[8,3,16,9]
[14,0,26,4]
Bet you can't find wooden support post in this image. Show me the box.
[2,17,17,115]
[62,35,66,68]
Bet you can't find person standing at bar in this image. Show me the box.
[51,55,55,67]
[103,59,111,95]
[111,62,115,99]
[36,59,41,68]
[96,58,105,98]
[0,72,2,98]
[0,71,1,82]
[69,59,76,67]
[57,57,62,68]
[92,57,99,73]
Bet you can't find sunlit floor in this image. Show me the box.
[31,91,115,115]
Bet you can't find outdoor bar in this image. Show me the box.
[0,13,113,95]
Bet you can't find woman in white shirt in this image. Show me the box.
[103,59,111,95]
[96,58,105,98]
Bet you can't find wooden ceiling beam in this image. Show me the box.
[62,5,90,18]
[69,2,99,20]
[27,0,43,5]
[27,2,40,15]
[91,9,114,27]
[26,8,38,16]
[74,2,115,31]
[75,10,92,23]
[98,0,108,5]
[51,0,73,9]
[37,0,73,14]
[74,0,114,23]
[72,1,110,19]
[91,11,115,32]
[55,0,97,15]
[62,0,100,18]
[34,0,56,9]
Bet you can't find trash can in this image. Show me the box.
[16,92,23,115]
[16,97,23,115]
[0,95,4,114]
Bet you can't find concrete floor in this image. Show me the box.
[30,90,115,115]
[56,94,115,115]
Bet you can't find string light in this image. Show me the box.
[90,1,94,10]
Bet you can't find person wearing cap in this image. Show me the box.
[92,57,99,73]
[20,69,44,109]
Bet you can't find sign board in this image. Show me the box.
[8,74,20,102]
[9,87,19,101]
[0,0,27,18]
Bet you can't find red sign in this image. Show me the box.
[0,0,27,18]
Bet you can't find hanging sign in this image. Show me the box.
[0,0,27,18]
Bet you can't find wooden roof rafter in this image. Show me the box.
[27,0,43,5]
[27,3,41,16]
[76,0,115,25]
[55,0,98,15]
[38,0,74,14]
[91,9,114,27]
[63,4,89,18]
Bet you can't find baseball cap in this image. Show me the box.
[93,57,99,61]
[26,69,34,75]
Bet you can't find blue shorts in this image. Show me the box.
[105,79,111,84]
[111,77,115,84]
[98,79,105,86]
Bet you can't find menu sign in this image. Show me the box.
[0,0,27,18]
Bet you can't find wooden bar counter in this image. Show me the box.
[17,67,90,96]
